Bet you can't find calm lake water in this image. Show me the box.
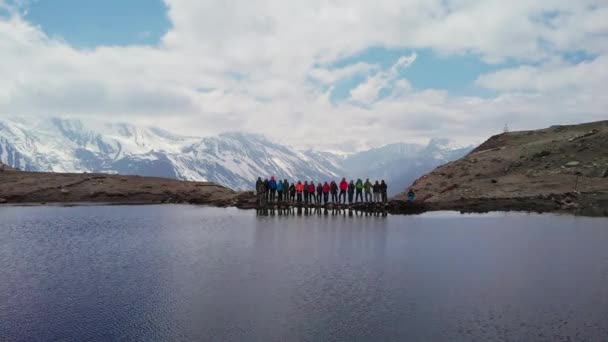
[1,206,607,341]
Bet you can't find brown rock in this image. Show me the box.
[439,184,458,194]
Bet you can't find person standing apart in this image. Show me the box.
[355,179,363,203]
[373,180,380,202]
[380,180,388,203]
[364,179,372,202]
[339,178,348,204]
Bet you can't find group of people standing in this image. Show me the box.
[256,177,388,205]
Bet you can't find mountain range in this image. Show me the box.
[0,117,473,196]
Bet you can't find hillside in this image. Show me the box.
[0,166,251,207]
[396,121,608,216]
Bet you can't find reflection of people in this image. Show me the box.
[407,190,416,201]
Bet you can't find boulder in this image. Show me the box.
[0,198,7,204]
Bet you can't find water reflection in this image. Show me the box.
[256,206,388,217]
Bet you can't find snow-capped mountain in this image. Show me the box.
[0,116,473,193]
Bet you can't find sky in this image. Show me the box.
[0,0,606,152]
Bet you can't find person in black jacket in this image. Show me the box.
[255,177,263,205]
[263,178,270,202]
[372,180,380,203]
[316,183,323,204]
[347,180,355,204]
[289,183,296,202]
[380,180,388,203]
[303,181,309,204]
[283,179,290,203]
[330,181,338,203]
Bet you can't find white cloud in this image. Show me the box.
[476,56,608,93]
[309,62,378,85]
[0,0,606,151]
[350,53,416,104]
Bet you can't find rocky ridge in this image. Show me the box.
[395,121,608,216]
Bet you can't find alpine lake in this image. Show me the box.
[1,205,607,341]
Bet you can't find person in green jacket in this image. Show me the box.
[355,179,364,203]
[364,178,373,202]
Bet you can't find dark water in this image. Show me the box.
[1,206,607,342]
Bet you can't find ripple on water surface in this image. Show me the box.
[0,206,607,341]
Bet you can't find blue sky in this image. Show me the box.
[25,0,170,46]
[0,0,606,151]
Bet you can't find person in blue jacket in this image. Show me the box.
[277,180,284,202]
[269,176,277,202]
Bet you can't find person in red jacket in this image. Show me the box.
[339,178,348,204]
[295,181,304,203]
[308,182,316,204]
[322,182,330,205]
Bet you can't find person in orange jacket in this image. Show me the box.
[295,181,305,203]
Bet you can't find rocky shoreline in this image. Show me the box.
[2,168,604,216]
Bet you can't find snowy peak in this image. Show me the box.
[0,116,473,192]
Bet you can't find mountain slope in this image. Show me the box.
[0,116,471,191]
[342,140,472,196]
[398,121,608,215]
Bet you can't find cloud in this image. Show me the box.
[309,62,378,85]
[0,0,606,151]
[350,53,416,104]
[476,55,608,93]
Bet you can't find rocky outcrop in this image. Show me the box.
[396,120,608,216]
